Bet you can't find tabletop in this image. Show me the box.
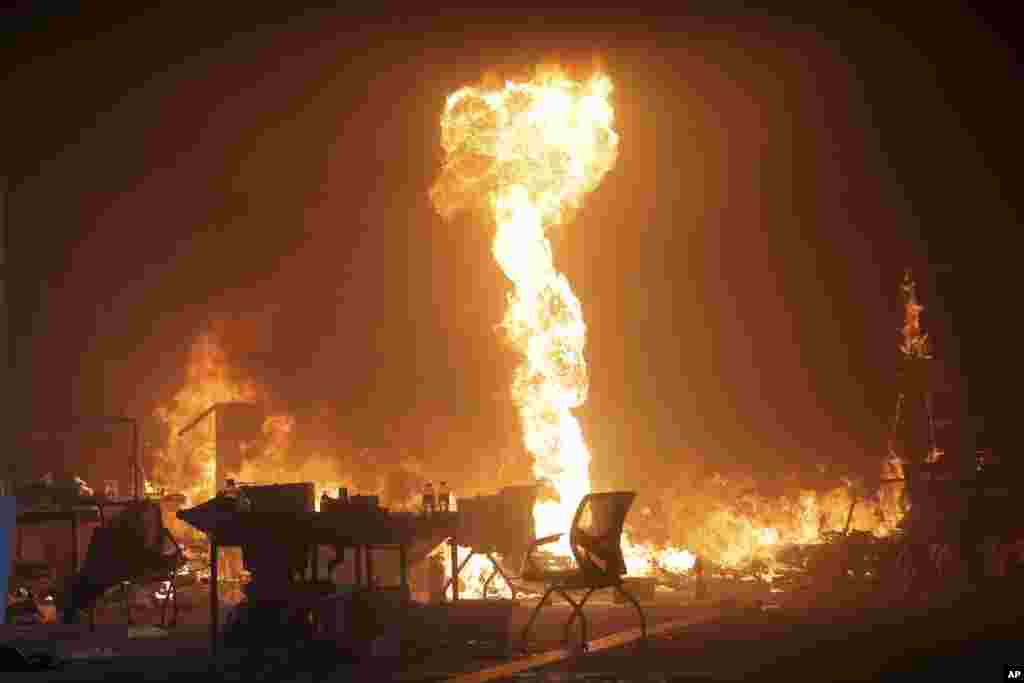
[178,503,460,555]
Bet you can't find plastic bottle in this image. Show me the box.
[438,481,450,513]
[237,487,252,512]
[423,482,435,516]
[220,479,241,512]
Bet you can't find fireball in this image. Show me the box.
[431,65,618,550]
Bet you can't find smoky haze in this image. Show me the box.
[4,8,1014,511]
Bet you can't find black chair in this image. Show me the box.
[62,501,184,629]
[447,486,539,600]
[519,491,646,652]
[122,525,184,627]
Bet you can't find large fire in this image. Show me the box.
[148,332,262,506]
[429,65,904,597]
[142,67,906,601]
[430,65,618,554]
[146,330,345,513]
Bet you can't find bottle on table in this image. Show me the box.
[320,491,332,512]
[338,487,349,505]
[438,481,450,513]
[222,479,244,511]
[237,486,252,512]
[423,482,435,516]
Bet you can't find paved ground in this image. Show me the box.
[4,581,1021,681]
[1,591,712,681]
[492,582,1024,682]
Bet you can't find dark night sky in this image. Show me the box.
[3,6,1017,489]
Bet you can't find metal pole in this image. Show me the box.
[365,546,374,589]
[177,404,218,438]
[2,175,12,372]
[132,418,139,499]
[399,543,408,598]
[1,177,13,500]
[450,538,459,602]
[70,513,79,576]
[843,498,858,536]
[210,538,218,656]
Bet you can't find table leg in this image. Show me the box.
[355,546,364,587]
[210,539,218,656]
[70,514,79,576]
[399,544,409,599]
[450,538,459,602]
[365,546,374,589]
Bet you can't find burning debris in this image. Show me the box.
[9,329,913,607]
[143,331,431,518]
[147,331,269,506]
[898,269,932,361]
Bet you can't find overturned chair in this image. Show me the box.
[61,500,183,628]
[519,491,646,652]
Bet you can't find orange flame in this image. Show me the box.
[148,331,327,509]
[428,67,900,585]
[431,65,619,554]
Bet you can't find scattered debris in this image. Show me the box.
[67,648,117,660]
[128,625,169,639]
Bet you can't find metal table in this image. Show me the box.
[177,504,459,654]
[15,506,103,582]
[15,498,136,576]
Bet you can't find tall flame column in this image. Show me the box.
[431,67,619,546]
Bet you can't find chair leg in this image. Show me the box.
[482,567,497,598]
[578,587,595,646]
[442,550,477,600]
[159,580,167,628]
[486,554,519,599]
[561,591,580,646]
[521,587,555,652]
[160,577,177,628]
[170,581,178,628]
[615,585,647,642]
[122,582,134,626]
[562,587,595,650]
